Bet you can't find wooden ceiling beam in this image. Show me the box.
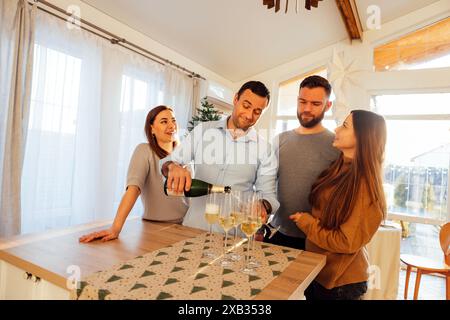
[335,0,363,41]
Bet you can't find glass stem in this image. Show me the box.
[209,224,213,246]
[224,232,228,256]
[246,236,251,263]
[251,234,256,259]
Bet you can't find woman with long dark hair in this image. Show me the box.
[79,106,188,243]
[290,109,387,300]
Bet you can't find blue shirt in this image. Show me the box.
[160,117,279,232]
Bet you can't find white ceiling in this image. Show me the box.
[81,0,441,82]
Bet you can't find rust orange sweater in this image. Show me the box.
[295,177,383,289]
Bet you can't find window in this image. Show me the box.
[371,92,450,224]
[373,93,449,263]
[21,44,83,232]
[276,68,336,135]
[15,7,194,236]
[374,17,450,71]
[113,72,165,215]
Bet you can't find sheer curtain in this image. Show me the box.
[191,77,209,130]
[21,8,103,232]
[0,0,36,237]
[98,46,166,219]
[17,8,197,234]
[163,67,194,134]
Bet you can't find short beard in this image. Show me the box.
[297,109,326,128]
[231,115,251,131]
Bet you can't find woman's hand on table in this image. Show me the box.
[78,227,120,243]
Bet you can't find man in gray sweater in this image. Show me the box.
[264,75,340,250]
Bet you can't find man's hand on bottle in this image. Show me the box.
[259,203,268,224]
[167,162,192,194]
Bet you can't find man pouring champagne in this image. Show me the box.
[160,81,279,233]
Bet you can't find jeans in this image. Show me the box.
[262,224,306,250]
[304,281,368,300]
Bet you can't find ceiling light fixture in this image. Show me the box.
[262,0,323,13]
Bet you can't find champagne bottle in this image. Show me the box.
[164,179,231,197]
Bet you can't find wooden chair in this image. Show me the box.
[400,222,449,300]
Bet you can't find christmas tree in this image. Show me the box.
[188,97,222,131]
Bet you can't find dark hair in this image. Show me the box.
[300,75,332,97]
[236,81,270,103]
[309,109,387,230]
[144,105,177,159]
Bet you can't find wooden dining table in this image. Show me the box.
[0,217,326,300]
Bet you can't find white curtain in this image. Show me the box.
[0,0,36,237]
[21,8,102,232]
[163,67,194,135]
[97,45,166,219]
[191,77,208,129]
[13,7,196,235]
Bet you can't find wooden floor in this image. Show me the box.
[397,269,446,300]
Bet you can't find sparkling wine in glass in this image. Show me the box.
[203,193,220,258]
[229,190,244,261]
[218,193,235,267]
[248,192,264,268]
[240,191,259,275]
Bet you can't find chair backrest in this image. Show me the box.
[440,222,450,266]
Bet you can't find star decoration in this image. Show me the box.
[327,49,365,123]
[327,49,362,97]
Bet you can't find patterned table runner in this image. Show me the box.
[72,233,302,300]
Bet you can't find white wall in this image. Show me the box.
[239,0,450,132]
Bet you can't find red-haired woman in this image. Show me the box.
[79,106,188,243]
[290,110,387,300]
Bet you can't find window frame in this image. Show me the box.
[372,17,450,72]
[370,88,450,225]
[275,66,336,135]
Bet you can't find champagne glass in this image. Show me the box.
[218,193,235,267]
[229,190,244,261]
[248,191,263,268]
[203,192,220,258]
[240,191,259,275]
